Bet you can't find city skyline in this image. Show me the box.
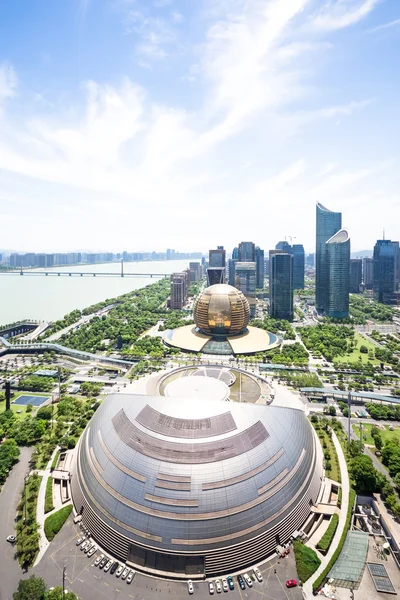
[0,1,399,251]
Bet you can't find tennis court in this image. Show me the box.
[13,394,50,407]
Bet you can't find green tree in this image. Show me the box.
[36,406,53,420]
[46,587,77,600]
[13,576,46,600]
[393,472,400,491]
[329,406,336,417]
[350,454,377,492]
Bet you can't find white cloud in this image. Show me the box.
[0,62,17,105]
[311,0,381,31]
[367,18,400,33]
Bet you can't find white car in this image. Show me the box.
[84,543,94,554]
[87,546,97,558]
[94,554,104,566]
[222,578,228,592]
[187,580,194,595]
[244,573,253,587]
[116,565,124,577]
[126,570,135,584]
[75,537,84,546]
[121,567,129,580]
[208,581,214,595]
[80,541,89,551]
[6,535,16,544]
[215,579,222,593]
[103,560,112,573]
[253,567,263,582]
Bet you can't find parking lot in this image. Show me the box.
[34,516,303,600]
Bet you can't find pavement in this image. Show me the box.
[34,515,304,600]
[0,447,33,600]
[34,447,61,566]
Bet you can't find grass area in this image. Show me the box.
[316,514,339,554]
[16,474,42,567]
[44,477,54,514]
[352,423,400,446]
[334,333,380,365]
[311,421,341,484]
[51,450,60,471]
[44,504,73,541]
[293,540,321,582]
[0,402,28,418]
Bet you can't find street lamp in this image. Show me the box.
[62,566,66,599]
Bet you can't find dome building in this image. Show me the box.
[71,394,322,578]
[164,283,279,355]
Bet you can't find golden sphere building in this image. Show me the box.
[164,283,279,355]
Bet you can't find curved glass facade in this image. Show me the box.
[326,229,350,318]
[316,203,342,313]
[193,284,250,335]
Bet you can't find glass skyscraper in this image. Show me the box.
[255,247,265,288]
[373,240,397,304]
[316,203,342,313]
[269,253,293,321]
[349,259,362,293]
[292,244,305,290]
[325,230,350,319]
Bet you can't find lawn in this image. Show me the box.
[352,423,400,446]
[44,504,73,541]
[334,333,380,365]
[293,540,321,582]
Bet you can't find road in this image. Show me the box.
[45,305,117,342]
[0,447,33,600]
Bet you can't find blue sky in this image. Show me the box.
[0,0,399,252]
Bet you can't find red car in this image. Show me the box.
[286,580,297,588]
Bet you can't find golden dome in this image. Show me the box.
[194,284,250,335]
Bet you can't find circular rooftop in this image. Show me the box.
[164,376,229,402]
[194,284,250,336]
[71,394,322,578]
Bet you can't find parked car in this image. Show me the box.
[6,535,16,544]
[110,562,118,575]
[121,567,129,580]
[215,579,222,593]
[253,567,263,582]
[243,573,253,588]
[227,576,234,590]
[75,537,84,546]
[187,580,194,595]
[116,565,124,577]
[126,570,135,584]
[80,541,89,552]
[286,580,297,588]
[94,554,104,566]
[237,575,246,590]
[208,581,215,595]
[99,557,108,569]
[87,546,97,558]
[103,560,112,573]
[222,578,228,592]
[84,543,94,554]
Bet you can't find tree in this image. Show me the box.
[46,587,77,600]
[36,406,53,420]
[393,472,400,491]
[359,345,368,354]
[350,454,377,492]
[329,406,336,417]
[26,404,33,413]
[13,576,46,600]
[348,439,362,458]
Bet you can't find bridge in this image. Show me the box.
[0,270,169,278]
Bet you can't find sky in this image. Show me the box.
[0,0,399,254]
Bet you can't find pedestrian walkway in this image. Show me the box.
[303,430,350,598]
[33,446,60,567]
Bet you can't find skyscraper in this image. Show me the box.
[269,253,293,320]
[227,259,236,286]
[325,230,350,319]
[207,268,225,286]
[373,240,397,304]
[209,247,226,268]
[349,259,362,293]
[170,271,189,309]
[316,203,342,313]
[255,247,265,288]
[238,242,256,262]
[275,241,292,253]
[235,262,256,317]
[292,244,305,290]
[363,257,373,289]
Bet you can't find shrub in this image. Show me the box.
[44,505,73,541]
[293,540,321,582]
[316,514,339,554]
[44,477,54,514]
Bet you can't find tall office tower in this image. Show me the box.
[209,247,226,268]
[189,262,202,282]
[316,202,342,313]
[207,267,226,286]
[170,272,188,309]
[228,259,236,286]
[238,241,256,262]
[373,240,397,304]
[235,262,256,317]
[269,253,293,320]
[363,257,373,289]
[292,244,305,289]
[306,253,315,267]
[392,241,400,287]
[275,241,292,253]
[255,247,265,288]
[349,259,362,293]
[325,230,350,318]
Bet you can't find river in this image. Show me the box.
[0,260,191,324]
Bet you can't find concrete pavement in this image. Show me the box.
[303,430,350,598]
[0,447,33,600]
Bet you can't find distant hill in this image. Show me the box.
[351,250,372,258]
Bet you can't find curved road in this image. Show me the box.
[0,447,32,600]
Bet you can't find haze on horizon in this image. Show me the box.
[0,0,399,254]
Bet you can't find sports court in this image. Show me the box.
[13,394,50,407]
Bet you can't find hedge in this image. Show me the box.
[44,477,54,514]
[293,540,321,582]
[316,514,339,554]
[51,450,60,471]
[44,505,73,541]
[313,489,356,592]
[337,486,342,508]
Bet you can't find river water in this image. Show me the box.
[0,260,190,324]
